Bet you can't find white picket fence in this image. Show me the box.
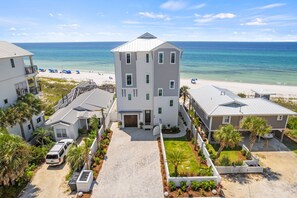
[159,128,221,187]
[179,104,192,129]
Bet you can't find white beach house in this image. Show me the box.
[111,33,182,128]
[45,88,114,141]
[0,41,43,140]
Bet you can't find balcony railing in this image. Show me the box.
[16,88,29,97]
[25,65,38,75]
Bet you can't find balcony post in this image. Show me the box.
[29,56,33,66]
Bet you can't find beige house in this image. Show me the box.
[187,85,296,141]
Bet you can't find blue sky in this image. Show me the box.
[0,0,297,42]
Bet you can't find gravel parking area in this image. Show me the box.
[20,162,73,198]
[222,151,297,198]
[91,124,163,198]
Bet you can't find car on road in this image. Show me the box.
[46,139,74,166]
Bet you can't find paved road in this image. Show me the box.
[91,123,163,198]
[20,162,73,198]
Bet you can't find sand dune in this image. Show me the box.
[37,71,297,99]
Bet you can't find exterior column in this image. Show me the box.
[280,130,285,142]
[208,130,212,141]
[86,119,89,130]
[29,56,33,66]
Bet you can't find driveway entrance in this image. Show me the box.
[91,123,163,198]
[124,115,138,127]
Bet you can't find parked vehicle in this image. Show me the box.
[46,139,73,166]
[261,132,274,139]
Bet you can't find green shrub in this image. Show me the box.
[246,152,252,160]
[105,128,112,133]
[168,181,176,191]
[198,149,203,157]
[201,180,216,191]
[219,156,231,166]
[199,167,212,176]
[180,181,187,192]
[177,189,183,196]
[30,146,48,165]
[234,160,243,166]
[94,157,101,165]
[210,154,216,161]
[287,116,297,130]
[104,139,110,145]
[191,181,201,191]
[241,149,247,156]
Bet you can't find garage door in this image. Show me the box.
[124,115,138,127]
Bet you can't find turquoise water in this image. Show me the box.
[16,42,297,86]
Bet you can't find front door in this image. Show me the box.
[145,110,151,125]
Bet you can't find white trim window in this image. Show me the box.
[170,100,173,107]
[169,80,175,89]
[158,107,162,114]
[170,52,176,64]
[146,53,149,63]
[158,88,163,96]
[56,129,67,138]
[146,74,149,84]
[222,116,231,124]
[126,74,133,86]
[126,53,131,64]
[277,115,283,121]
[158,51,164,64]
[146,93,149,100]
[128,94,132,100]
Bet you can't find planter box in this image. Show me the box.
[76,170,93,192]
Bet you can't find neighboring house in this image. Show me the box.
[111,33,181,128]
[0,41,43,140]
[187,85,296,141]
[45,88,114,141]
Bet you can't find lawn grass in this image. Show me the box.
[163,136,209,176]
[207,144,246,165]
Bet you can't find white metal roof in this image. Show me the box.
[111,32,178,52]
[0,41,33,59]
[45,88,114,125]
[188,85,296,116]
[252,88,276,95]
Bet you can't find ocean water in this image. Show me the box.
[16,42,297,86]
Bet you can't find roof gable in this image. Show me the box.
[0,41,33,59]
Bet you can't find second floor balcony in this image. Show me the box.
[25,65,38,75]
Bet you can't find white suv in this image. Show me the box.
[46,139,74,166]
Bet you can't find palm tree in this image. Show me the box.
[0,133,31,186]
[180,86,189,106]
[67,143,85,171]
[89,115,100,147]
[167,149,187,176]
[82,138,91,170]
[18,93,42,131]
[14,101,31,140]
[214,124,242,159]
[32,127,54,146]
[5,106,20,136]
[240,116,272,150]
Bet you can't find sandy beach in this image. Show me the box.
[37,71,297,99]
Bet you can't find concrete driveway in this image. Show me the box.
[91,123,163,198]
[20,163,73,198]
[222,151,297,198]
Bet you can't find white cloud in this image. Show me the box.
[9,27,16,31]
[57,13,63,16]
[122,20,141,24]
[189,3,206,10]
[139,12,171,20]
[256,3,286,10]
[242,18,266,26]
[12,32,28,36]
[195,13,236,23]
[160,0,187,11]
[49,13,54,17]
[56,24,80,29]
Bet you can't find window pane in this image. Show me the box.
[146,75,149,83]
[158,89,163,96]
[158,108,162,114]
[170,81,175,89]
[159,53,163,63]
[128,94,132,100]
[146,94,149,100]
[126,53,131,64]
[146,54,149,63]
[127,75,132,85]
[171,53,175,63]
[170,100,173,106]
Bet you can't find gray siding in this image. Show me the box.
[153,48,179,96]
[121,52,137,88]
[211,115,288,131]
[191,99,210,128]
